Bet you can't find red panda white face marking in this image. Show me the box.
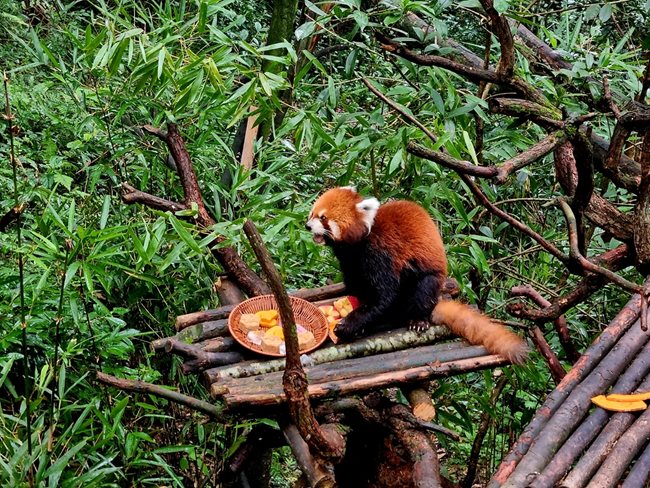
[307,187,380,245]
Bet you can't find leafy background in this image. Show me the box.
[1,0,647,485]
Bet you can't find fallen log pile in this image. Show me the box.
[489,291,650,488]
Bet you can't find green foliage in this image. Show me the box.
[1,0,647,484]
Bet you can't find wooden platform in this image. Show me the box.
[154,282,507,410]
[489,293,650,488]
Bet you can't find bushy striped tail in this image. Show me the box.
[431,300,529,364]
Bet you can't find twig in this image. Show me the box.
[3,71,32,458]
[529,327,565,384]
[407,140,498,177]
[459,173,568,263]
[495,131,567,183]
[362,77,439,145]
[49,240,72,437]
[121,182,186,212]
[242,220,345,459]
[479,0,514,77]
[557,198,642,294]
[603,76,622,119]
[510,284,579,363]
[96,371,222,417]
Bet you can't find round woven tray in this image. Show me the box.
[228,295,329,357]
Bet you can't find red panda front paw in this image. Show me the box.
[408,320,432,333]
[333,318,362,342]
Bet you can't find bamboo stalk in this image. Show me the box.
[488,293,642,488]
[221,355,508,407]
[499,315,650,488]
[529,339,650,488]
[4,72,32,458]
[204,326,452,384]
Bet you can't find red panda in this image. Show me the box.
[306,186,528,364]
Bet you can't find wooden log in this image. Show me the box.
[181,352,244,374]
[164,338,206,358]
[214,342,487,399]
[560,374,650,487]
[586,407,650,488]
[175,279,459,331]
[619,439,650,488]
[529,339,650,488]
[498,316,650,488]
[204,326,452,383]
[283,424,336,487]
[174,283,348,330]
[391,417,443,488]
[243,219,346,461]
[406,388,436,422]
[201,337,235,352]
[96,371,221,417]
[214,276,247,306]
[221,355,508,407]
[152,319,230,352]
[487,293,642,488]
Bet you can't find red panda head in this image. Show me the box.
[307,187,380,245]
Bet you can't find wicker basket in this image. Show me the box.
[228,295,329,357]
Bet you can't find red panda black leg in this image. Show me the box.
[404,273,443,333]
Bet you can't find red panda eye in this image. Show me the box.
[320,215,327,221]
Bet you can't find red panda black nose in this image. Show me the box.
[305,223,312,231]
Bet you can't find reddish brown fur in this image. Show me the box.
[311,188,369,243]
[431,301,529,364]
[370,201,447,276]
[310,187,528,364]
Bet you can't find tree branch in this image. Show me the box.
[558,198,641,294]
[459,173,568,263]
[96,371,222,417]
[121,182,186,212]
[242,219,345,460]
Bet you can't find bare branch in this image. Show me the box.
[558,199,641,294]
[479,0,514,77]
[496,131,567,183]
[459,173,569,263]
[510,284,579,363]
[121,182,186,212]
[362,78,438,145]
[407,141,498,177]
[96,371,222,418]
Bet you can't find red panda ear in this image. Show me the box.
[356,198,380,230]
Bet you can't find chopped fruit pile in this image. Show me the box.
[319,296,360,343]
[591,392,650,412]
[256,309,279,328]
[238,309,315,355]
